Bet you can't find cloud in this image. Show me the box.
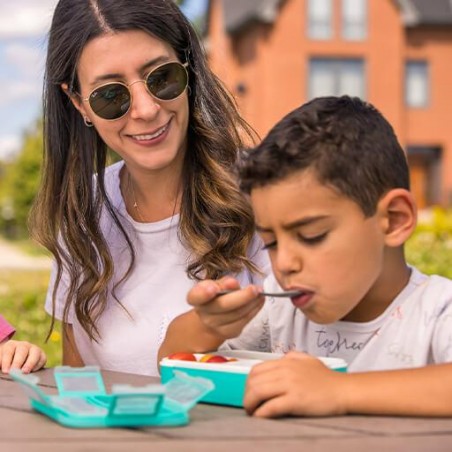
[0,0,59,38]
[4,42,46,75]
[0,78,40,107]
[0,135,21,160]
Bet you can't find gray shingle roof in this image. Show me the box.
[397,0,452,26]
[207,1,452,34]
[221,0,283,34]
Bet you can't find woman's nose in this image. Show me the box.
[128,81,160,120]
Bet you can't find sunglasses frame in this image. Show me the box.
[81,61,189,121]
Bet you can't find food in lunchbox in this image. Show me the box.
[167,352,237,363]
[167,352,197,361]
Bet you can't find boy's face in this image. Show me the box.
[251,169,389,324]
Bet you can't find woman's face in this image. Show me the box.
[72,30,189,176]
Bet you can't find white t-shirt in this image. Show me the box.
[221,267,452,371]
[45,161,271,376]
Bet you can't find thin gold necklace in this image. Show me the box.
[127,171,146,222]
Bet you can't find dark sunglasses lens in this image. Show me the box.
[89,84,130,120]
[146,62,188,101]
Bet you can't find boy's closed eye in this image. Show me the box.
[297,231,329,245]
[261,231,329,250]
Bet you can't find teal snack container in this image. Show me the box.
[160,350,347,408]
[10,366,214,428]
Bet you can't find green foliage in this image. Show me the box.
[406,207,452,279]
[0,121,43,238]
[0,269,61,367]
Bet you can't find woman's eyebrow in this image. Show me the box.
[89,56,171,86]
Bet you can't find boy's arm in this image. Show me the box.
[157,310,225,362]
[341,363,452,416]
[244,353,452,417]
[158,278,265,363]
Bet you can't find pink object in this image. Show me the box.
[0,315,15,342]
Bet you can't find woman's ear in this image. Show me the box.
[61,82,89,119]
[377,188,417,247]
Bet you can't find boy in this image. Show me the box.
[0,314,47,373]
[159,96,452,418]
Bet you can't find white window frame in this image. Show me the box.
[307,0,333,40]
[308,58,366,100]
[342,0,367,41]
[405,61,429,108]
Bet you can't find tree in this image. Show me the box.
[0,120,43,237]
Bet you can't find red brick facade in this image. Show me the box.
[206,0,452,208]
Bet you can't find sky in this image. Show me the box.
[0,0,207,161]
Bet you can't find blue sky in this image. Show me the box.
[0,0,207,161]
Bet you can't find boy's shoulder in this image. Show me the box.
[413,268,452,294]
[405,268,452,313]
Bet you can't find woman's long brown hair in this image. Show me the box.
[29,0,260,341]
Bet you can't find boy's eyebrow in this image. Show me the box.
[256,215,330,232]
[89,56,170,86]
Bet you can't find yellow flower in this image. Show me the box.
[49,331,61,343]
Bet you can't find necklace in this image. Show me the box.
[127,171,146,222]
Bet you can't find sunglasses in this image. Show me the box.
[81,61,189,120]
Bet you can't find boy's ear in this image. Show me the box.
[61,83,90,120]
[377,188,417,247]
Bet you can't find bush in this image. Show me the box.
[406,207,452,279]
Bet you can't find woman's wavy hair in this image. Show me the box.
[29,0,259,341]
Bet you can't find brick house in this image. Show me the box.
[205,0,452,208]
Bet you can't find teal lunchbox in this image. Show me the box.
[160,350,347,408]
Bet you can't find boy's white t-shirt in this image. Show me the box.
[45,161,271,376]
[221,267,452,371]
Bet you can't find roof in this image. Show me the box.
[397,0,452,26]
[220,0,283,34]
[205,0,452,35]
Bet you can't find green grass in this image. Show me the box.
[0,269,61,367]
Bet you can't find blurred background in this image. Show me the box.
[0,0,450,367]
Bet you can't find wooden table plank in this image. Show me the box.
[2,368,452,451]
[2,437,452,452]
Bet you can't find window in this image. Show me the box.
[407,146,441,208]
[342,0,367,40]
[307,0,333,40]
[405,61,429,108]
[309,58,365,99]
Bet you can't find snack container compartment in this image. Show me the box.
[10,366,214,428]
[160,351,347,407]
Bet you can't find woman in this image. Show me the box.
[30,0,269,376]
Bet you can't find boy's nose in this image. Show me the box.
[129,82,161,120]
[274,246,302,276]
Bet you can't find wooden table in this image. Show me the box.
[2,369,452,451]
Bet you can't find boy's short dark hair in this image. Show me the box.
[238,96,410,216]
